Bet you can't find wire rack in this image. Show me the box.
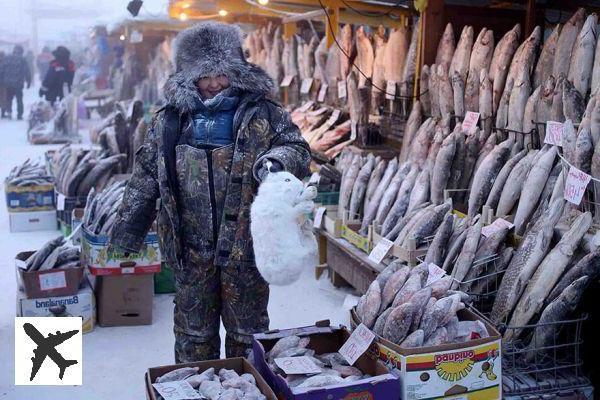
[453,254,505,316]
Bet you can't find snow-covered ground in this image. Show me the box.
[0,88,353,399]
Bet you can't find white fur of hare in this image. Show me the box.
[250,171,318,286]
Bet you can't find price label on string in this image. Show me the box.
[462,111,480,135]
[327,109,341,126]
[313,206,327,229]
[338,81,347,99]
[385,81,397,100]
[368,238,394,264]
[564,165,592,205]
[298,100,314,113]
[425,263,446,287]
[339,323,376,366]
[350,121,358,141]
[274,356,322,375]
[300,78,314,94]
[544,121,564,146]
[152,381,202,400]
[481,218,514,237]
[280,74,295,88]
[317,84,328,102]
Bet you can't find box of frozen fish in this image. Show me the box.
[16,250,84,299]
[350,307,502,400]
[145,357,277,400]
[5,183,55,212]
[16,279,95,333]
[81,226,161,276]
[253,324,400,400]
[8,210,58,233]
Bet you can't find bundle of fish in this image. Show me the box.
[153,366,266,400]
[83,181,126,236]
[6,159,53,187]
[51,145,126,197]
[91,99,145,173]
[265,335,370,388]
[28,100,55,133]
[23,237,81,272]
[28,97,79,144]
[292,105,353,159]
[355,261,489,348]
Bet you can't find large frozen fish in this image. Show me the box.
[436,23,455,73]
[381,167,419,236]
[409,118,436,166]
[409,287,433,332]
[506,77,532,144]
[338,155,362,218]
[536,75,556,125]
[383,302,415,345]
[384,26,409,83]
[575,126,593,173]
[506,212,592,340]
[508,26,541,89]
[568,14,597,98]
[513,146,558,234]
[495,151,537,216]
[424,213,454,267]
[464,28,494,113]
[403,201,452,247]
[371,26,387,114]
[361,280,382,329]
[450,218,482,285]
[394,205,434,247]
[533,24,560,89]
[387,204,430,242]
[491,24,521,114]
[420,66,432,116]
[400,329,425,348]
[495,78,513,129]
[522,86,541,148]
[364,158,387,211]
[401,24,419,114]
[438,65,454,119]
[553,8,586,79]
[375,166,410,226]
[313,36,328,83]
[551,76,565,121]
[547,250,600,304]
[429,64,441,118]
[468,139,513,217]
[452,71,465,118]
[355,26,374,88]
[399,101,423,163]
[442,226,468,272]
[406,166,431,214]
[592,29,600,95]
[419,296,453,338]
[360,158,399,233]
[450,26,474,85]
[562,78,586,123]
[349,156,375,219]
[485,149,527,211]
[479,69,493,137]
[431,133,457,205]
[381,265,411,310]
[339,25,353,79]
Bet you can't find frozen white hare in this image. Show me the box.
[250,171,318,285]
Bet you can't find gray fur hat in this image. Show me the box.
[164,22,274,112]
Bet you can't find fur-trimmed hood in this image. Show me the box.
[164,21,274,113]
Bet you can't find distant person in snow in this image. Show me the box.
[39,46,76,105]
[0,45,31,120]
[36,46,53,79]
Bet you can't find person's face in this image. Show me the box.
[196,75,230,99]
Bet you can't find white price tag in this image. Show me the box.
[481,218,514,237]
[368,238,394,264]
[338,81,347,99]
[425,263,446,287]
[564,165,592,205]
[339,323,376,365]
[318,84,328,102]
[57,193,66,211]
[39,271,67,291]
[152,381,202,400]
[280,74,295,88]
[121,267,135,274]
[544,121,564,146]
[385,80,396,100]
[313,206,326,229]
[274,356,322,375]
[462,111,480,135]
[298,100,314,113]
[301,78,313,94]
[350,121,358,141]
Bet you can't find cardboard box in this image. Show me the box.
[253,324,400,400]
[92,274,153,326]
[145,358,277,400]
[16,280,95,333]
[9,210,58,232]
[55,190,87,235]
[5,183,55,212]
[82,226,161,276]
[16,251,84,299]
[323,206,342,237]
[341,223,373,253]
[351,308,502,400]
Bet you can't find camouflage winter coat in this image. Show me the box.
[110,91,311,269]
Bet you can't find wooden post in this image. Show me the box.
[421,0,444,66]
[524,0,536,37]
[323,1,339,49]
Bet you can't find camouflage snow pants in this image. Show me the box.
[173,144,269,363]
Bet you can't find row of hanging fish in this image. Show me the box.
[355,261,489,348]
[153,366,267,400]
[22,236,81,272]
[83,181,127,236]
[90,99,146,174]
[265,336,370,389]
[51,145,125,197]
[6,159,53,187]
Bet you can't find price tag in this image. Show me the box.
[338,81,347,99]
[425,263,446,287]
[368,238,394,264]
[350,121,358,141]
[481,217,514,237]
[121,267,135,274]
[462,111,480,135]
[564,165,592,205]
[274,356,322,375]
[339,323,376,365]
[327,109,341,126]
[280,74,295,88]
[57,193,66,211]
[152,381,202,400]
[301,78,313,94]
[385,80,397,100]
[39,271,67,291]
[313,206,326,229]
[318,84,328,102]
[298,100,314,113]
[544,121,564,146]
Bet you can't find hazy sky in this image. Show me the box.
[0,0,168,48]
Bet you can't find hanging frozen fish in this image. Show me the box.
[360,158,399,234]
[490,24,521,114]
[338,155,362,219]
[568,13,597,98]
[313,36,328,83]
[436,23,455,73]
[355,26,374,88]
[349,156,375,219]
[479,69,493,137]
[437,65,454,119]
[375,166,410,226]
[401,23,419,114]
[364,158,387,211]
[371,26,387,114]
[450,26,474,86]
[553,8,586,79]
[384,25,409,84]
[533,24,560,89]
[431,133,457,205]
[522,86,541,148]
[380,166,419,236]
[506,77,532,145]
[464,28,494,113]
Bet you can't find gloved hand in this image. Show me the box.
[257,158,283,182]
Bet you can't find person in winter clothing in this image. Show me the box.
[36,46,53,79]
[109,22,310,362]
[40,46,76,105]
[0,45,31,119]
